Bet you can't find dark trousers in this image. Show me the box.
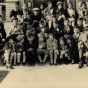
[26,50,35,65]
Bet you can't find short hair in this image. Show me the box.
[47,1,52,5]
[81,1,87,7]
[67,2,73,6]
[74,25,80,29]
[64,19,69,22]
[0,15,2,17]
[13,17,18,21]
[15,1,19,6]
[77,18,83,22]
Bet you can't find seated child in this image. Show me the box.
[37,20,49,41]
[47,33,59,65]
[59,37,69,65]
[25,33,37,66]
[37,35,48,66]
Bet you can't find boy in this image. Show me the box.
[76,18,84,32]
[59,37,69,65]
[10,2,22,21]
[37,34,48,66]
[25,33,37,66]
[63,19,73,38]
[8,17,25,66]
[30,8,41,29]
[37,20,49,41]
[78,26,88,68]
[47,33,59,65]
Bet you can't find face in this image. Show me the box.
[28,2,32,8]
[23,13,28,18]
[64,21,69,26]
[39,37,44,42]
[13,20,18,25]
[58,4,62,9]
[17,15,21,19]
[77,20,82,26]
[68,3,73,9]
[49,35,53,41]
[40,4,44,10]
[82,4,86,9]
[14,4,19,10]
[48,3,52,9]
[28,36,34,41]
[22,4,27,10]
[34,11,39,16]
[27,24,31,29]
[74,28,80,33]
[60,40,65,45]
[67,39,71,44]
[39,23,44,28]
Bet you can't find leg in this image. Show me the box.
[42,50,48,65]
[65,53,69,64]
[9,53,14,64]
[54,50,59,65]
[37,49,43,65]
[13,52,16,66]
[17,52,21,65]
[22,51,26,65]
[49,50,53,65]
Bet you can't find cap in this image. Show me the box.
[33,8,40,11]
[47,1,52,4]
[57,1,62,5]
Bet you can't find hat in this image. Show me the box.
[57,1,62,5]
[59,37,64,41]
[47,1,52,4]
[33,8,40,11]
[48,33,53,36]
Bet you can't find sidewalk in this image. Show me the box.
[0,64,88,88]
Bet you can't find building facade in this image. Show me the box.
[0,0,88,21]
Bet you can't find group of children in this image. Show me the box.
[1,1,88,69]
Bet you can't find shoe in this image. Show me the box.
[50,63,53,66]
[10,66,14,69]
[39,62,42,66]
[17,63,20,66]
[42,62,45,66]
[54,63,57,66]
[71,60,74,64]
[22,63,26,66]
[32,64,35,67]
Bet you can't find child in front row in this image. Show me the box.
[47,33,59,65]
[37,34,48,66]
[59,37,70,65]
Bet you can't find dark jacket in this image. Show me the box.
[0,22,6,39]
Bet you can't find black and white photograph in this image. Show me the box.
[0,0,88,88]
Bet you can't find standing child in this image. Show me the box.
[25,34,37,66]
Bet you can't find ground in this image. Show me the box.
[0,22,88,88]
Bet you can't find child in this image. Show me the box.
[59,37,69,65]
[0,15,6,42]
[10,2,22,21]
[47,33,59,65]
[17,13,23,25]
[8,17,25,66]
[44,1,54,29]
[78,27,88,68]
[65,2,78,27]
[76,18,84,32]
[53,20,63,41]
[55,1,65,26]
[25,33,37,66]
[37,34,48,66]
[63,19,73,38]
[37,20,49,41]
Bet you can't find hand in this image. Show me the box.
[2,38,5,42]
